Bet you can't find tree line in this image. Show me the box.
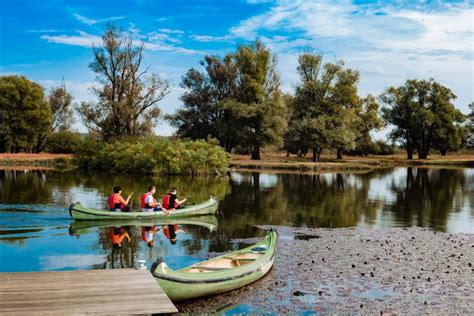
[0,24,472,160]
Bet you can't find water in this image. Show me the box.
[0,167,472,273]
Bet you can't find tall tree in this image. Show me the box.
[77,24,170,140]
[224,40,286,160]
[167,55,239,152]
[381,79,465,159]
[285,52,363,161]
[353,95,384,156]
[0,76,52,153]
[49,86,74,131]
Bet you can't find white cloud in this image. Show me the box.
[73,13,124,25]
[41,29,201,54]
[190,34,232,42]
[41,30,101,47]
[158,28,184,35]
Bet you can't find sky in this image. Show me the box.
[0,0,473,137]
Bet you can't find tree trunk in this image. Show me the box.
[286,150,290,157]
[418,150,428,159]
[336,148,343,160]
[439,149,447,156]
[312,148,321,162]
[251,144,261,160]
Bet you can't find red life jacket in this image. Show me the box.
[141,193,147,209]
[162,193,178,209]
[108,193,122,209]
[162,194,170,209]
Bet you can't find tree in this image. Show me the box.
[467,102,474,148]
[285,52,364,161]
[167,55,240,152]
[224,40,286,160]
[381,79,465,159]
[0,76,52,153]
[77,24,170,140]
[49,86,74,131]
[352,95,384,156]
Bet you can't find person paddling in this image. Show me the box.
[109,186,133,212]
[162,187,187,210]
[141,186,169,215]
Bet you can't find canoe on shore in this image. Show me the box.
[152,230,277,302]
[69,215,219,235]
[69,197,218,220]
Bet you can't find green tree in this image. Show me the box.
[353,95,384,156]
[0,76,52,153]
[77,24,170,140]
[49,86,74,131]
[285,52,364,161]
[224,40,286,160]
[167,55,240,152]
[381,79,465,159]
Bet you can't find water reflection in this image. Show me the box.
[0,167,472,272]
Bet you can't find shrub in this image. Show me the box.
[74,136,228,175]
[375,140,396,155]
[45,131,84,153]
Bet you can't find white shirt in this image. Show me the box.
[143,193,155,212]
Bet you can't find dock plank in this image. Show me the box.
[0,269,178,315]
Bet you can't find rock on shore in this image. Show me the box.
[177,226,473,314]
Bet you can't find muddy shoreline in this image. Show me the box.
[177,226,473,314]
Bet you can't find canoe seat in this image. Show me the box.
[194,266,229,271]
[224,257,256,261]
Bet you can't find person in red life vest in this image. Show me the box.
[141,225,160,248]
[162,187,187,211]
[162,224,185,245]
[141,186,169,215]
[109,227,131,248]
[108,186,133,212]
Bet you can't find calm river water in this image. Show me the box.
[0,167,472,273]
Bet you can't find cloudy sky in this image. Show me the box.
[0,0,473,136]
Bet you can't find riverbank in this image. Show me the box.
[0,153,72,169]
[230,152,474,172]
[177,226,473,314]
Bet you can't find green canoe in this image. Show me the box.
[153,230,277,302]
[69,197,218,220]
[69,215,219,235]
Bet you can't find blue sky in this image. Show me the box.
[0,0,473,136]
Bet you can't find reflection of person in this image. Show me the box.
[162,187,187,210]
[163,224,185,245]
[141,226,160,248]
[141,186,169,215]
[109,227,131,247]
[109,186,133,212]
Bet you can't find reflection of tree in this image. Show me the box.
[0,170,52,204]
[385,168,467,231]
[218,172,382,230]
[0,170,231,209]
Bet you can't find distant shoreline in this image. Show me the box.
[230,152,474,172]
[0,153,473,172]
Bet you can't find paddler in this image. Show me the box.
[108,186,133,212]
[141,186,169,215]
[162,187,187,210]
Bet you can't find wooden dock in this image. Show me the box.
[0,269,178,315]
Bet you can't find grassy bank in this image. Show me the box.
[0,154,73,169]
[230,152,474,172]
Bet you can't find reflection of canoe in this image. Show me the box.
[69,197,218,220]
[69,215,219,235]
[153,230,277,302]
